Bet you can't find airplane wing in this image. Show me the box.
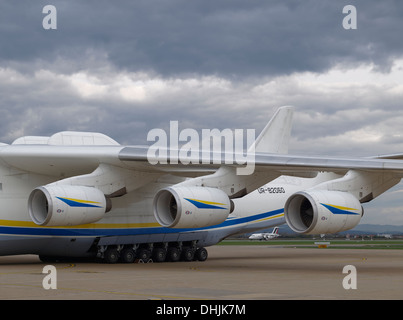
[2,107,403,231]
[119,146,403,175]
[2,143,403,177]
[1,106,403,202]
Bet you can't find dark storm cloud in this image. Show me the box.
[1,0,403,149]
[1,0,403,77]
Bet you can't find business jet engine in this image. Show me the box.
[153,186,231,228]
[28,185,110,226]
[284,190,363,234]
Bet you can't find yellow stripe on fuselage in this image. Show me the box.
[0,219,160,229]
[252,213,284,223]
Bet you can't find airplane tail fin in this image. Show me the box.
[248,106,294,154]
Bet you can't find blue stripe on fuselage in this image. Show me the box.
[0,208,284,237]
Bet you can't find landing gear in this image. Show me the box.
[137,248,152,261]
[181,246,195,261]
[167,247,180,262]
[195,247,208,261]
[152,247,167,262]
[97,242,208,264]
[104,248,119,264]
[120,248,136,263]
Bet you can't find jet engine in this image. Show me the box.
[284,190,363,234]
[153,186,231,228]
[28,185,110,226]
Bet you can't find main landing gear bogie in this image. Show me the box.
[98,243,208,264]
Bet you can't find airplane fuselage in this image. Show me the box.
[0,162,339,260]
[1,108,399,263]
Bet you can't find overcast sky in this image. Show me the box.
[1,0,403,225]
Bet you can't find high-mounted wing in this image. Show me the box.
[2,107,403,230]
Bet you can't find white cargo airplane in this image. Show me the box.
[249,227,280,240]
[1,106,403,263]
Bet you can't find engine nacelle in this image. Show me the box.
[153,186,231,228]
[284,190,363,234]
[28,185,109,226]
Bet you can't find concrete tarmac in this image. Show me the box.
[0,245,402,300]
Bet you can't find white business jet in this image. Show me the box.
[249,227,280,240]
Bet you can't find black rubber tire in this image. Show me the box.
[152,248,167,262]
[195,247,208,261]
[167,247,180,262]
[104,248,119,264]
[137,248,151,261]
[181,247,194,262]
[120,248,136,263]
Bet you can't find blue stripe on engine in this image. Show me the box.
[320,203,360,215]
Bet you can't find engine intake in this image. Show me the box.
[153,186,231,228]
[285,190,363,234]
[29,185,109,226]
